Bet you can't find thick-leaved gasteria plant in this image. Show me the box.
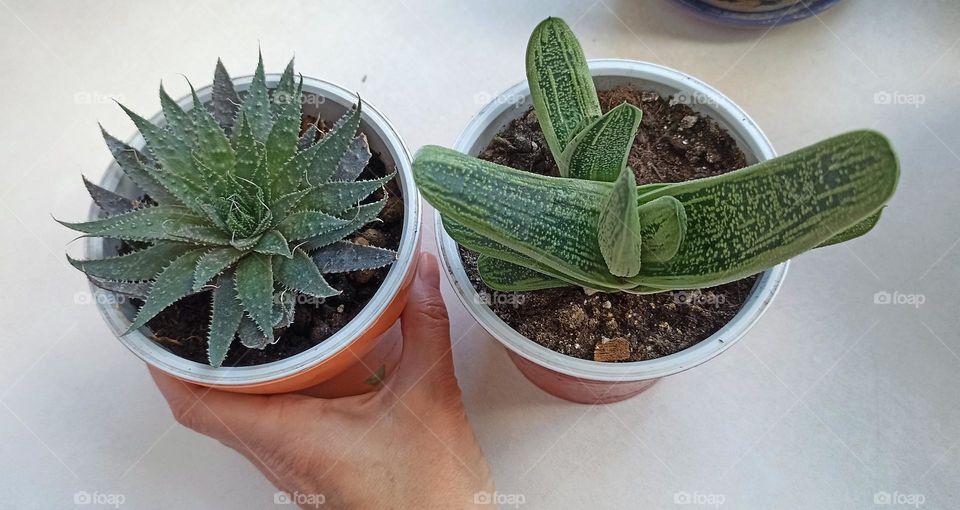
[413,17,899,294]
[61,55,397,367]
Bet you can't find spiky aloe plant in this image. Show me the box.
[61,55,398,367]
[414,17,898,294]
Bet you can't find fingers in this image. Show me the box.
[393,253,458,395]
[148,365,290,446]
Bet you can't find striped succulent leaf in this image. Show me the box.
[558,102,643,182]
[597,165,643,278]
[414,129,898,292]
[526,17,601,167]
[61,55,397,367]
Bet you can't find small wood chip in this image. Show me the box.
[594,337,630,362]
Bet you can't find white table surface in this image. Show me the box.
[1,1,958,508]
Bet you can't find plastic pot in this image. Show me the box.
[436,59,788,404]
[87,75,421,396]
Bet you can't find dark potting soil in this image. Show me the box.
[123,114,405,366]
[460,86,759,362]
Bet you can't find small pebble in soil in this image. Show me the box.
[359,228,388,247]
[381,195,404,223]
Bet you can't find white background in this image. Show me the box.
[1,1,958,508]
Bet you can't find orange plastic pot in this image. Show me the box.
[87,75,422,396]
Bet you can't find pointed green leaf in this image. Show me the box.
[88,276,151,299]
[126,250,205,333]
[301,173,393,214]
[117,104,213,216]
[188,83,236,175]
[232,112,269,196]
[118,102,195,181]
[234,252,274,335]
[312,241,397,273]
[276,210,349,242]
[211,59,241,132]
[159,83,194,139]
[83,175,135,214]
[101,126,177,204]
[559,102,642,181]
[69,241,191,281]
[59,206,224,244]
[193,247,245,291]
[266,78,303,198]
[303,104,362,185]
[598,165,642,277]
[270,188,310,220]
[238,52,273,141]
[173,224,232,245]
[207,273,243,367]
[526,17,601,158]
[271,58,297,117]
[332,133,372,182]
[477,255,569,291]
[275,248,340,298]
[253,230,292,258]
[301,198,387,251]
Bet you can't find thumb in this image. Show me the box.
[393,253,456,394]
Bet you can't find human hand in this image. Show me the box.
[150,253,494,509]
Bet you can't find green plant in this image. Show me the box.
[413,17,898,294]
[61,55,397,367]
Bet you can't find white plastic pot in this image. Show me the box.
[88,75,422,396]
[436,59,788,404]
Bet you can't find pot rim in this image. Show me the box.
[436,58,788,382]
[85,74,421,386]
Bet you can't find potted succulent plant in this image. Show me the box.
[61,55,421,396]
[416,18,898,403]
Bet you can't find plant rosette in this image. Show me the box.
[75,63,421,396]
[436,59,788,404]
